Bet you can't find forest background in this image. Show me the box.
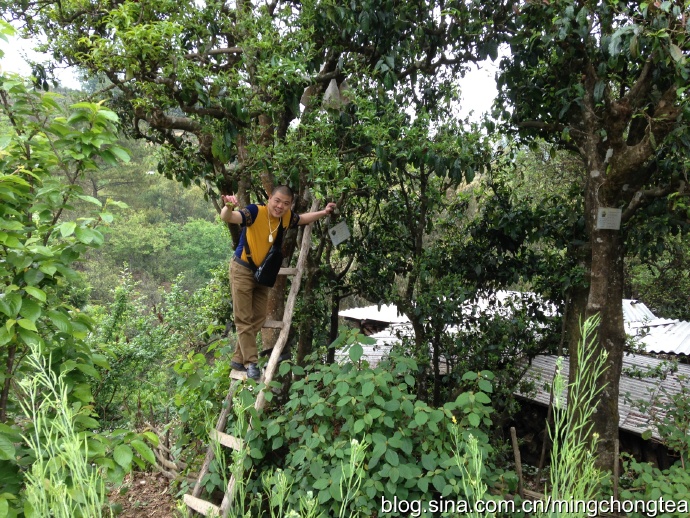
[1,1,690,517]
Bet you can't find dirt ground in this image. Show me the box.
[109,472,178,517]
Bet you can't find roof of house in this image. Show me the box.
[341,296,690,356]
[516,353,689,439]
[338,295,690,439]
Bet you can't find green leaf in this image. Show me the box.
[48,311,72,333]
[19,299,41,323]
[0,497,8,518]
[73,414,99,428]
[142,431,159,448]
[313,478,329,490]
[17,319,37,332]
[384,448,399,467]
[414,411,428,426]
[0,327,11,346]
[477,379,493,393]
[670,44,683,63]
[108,145,131,163]
[417,477,429,492]
[361,381,375,398]
[336,381,349,396]
[0,293,21,317]
[97,109,119,122]
[474,391,491,404]
[468,412,481,427]
[75,226,95,244]
[349,343,363,363]
[279,361,291,376]
[23,269,45,286]
[59,221,77,237]
[130,440,156,465]
[266,422,280,439]
[0,434,15,461]
[39,263,57,276]
[402,399,414,416]
[421,453,436,471]
[17,328,40,346]
[432,474,446,493]
[113,445,133,469]
[76,194,102,207]
[24,286,46,303]
[76,363,100,379]
[92,353,110,369]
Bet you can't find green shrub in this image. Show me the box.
[620,458,690,517]
[239,344,496,517]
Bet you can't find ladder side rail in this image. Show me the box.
[191,380,241,498]
[255,198,318,412]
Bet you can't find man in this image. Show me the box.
[221,186,336,380]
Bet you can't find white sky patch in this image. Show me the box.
[458,59,500,122]
[0,31,80,89]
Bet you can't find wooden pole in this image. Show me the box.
[537,366,558,483]
[511,427,525,499]
[613,438,620,501]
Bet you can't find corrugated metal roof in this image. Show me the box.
[634,320,690,355]
[341,297,690,356]
[517,353,690,439]
[622,299,657,324]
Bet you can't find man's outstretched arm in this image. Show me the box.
[298,202,337,225]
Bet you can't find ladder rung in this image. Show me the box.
[262,320,284,329]
[184,494,220,516]
[210,429,244,450]
[278,267,298,276]
[230,369,247,380]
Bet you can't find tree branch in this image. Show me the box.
[183,47,243,59]
[621,182,684,224]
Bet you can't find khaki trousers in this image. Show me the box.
[230,259,270,365]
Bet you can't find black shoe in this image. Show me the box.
[230,361,246,371]
[247,363,261,380]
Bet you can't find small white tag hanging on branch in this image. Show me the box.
[596,207,622,230]
[328,207,351,247]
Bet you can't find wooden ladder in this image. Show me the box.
[183,200,318,517]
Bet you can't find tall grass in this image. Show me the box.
[17,343,109,518]
[451,423,494,518]
[540,314,608,517]
[338,438,368,518]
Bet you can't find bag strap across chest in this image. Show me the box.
[244,222,285,270]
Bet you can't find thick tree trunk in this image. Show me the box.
[585,225,625,471]
[296,260,318,365]
[581,168,626,471]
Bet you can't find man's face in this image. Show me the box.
[268,191,292,218]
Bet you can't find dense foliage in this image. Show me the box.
[2,1,690,516]
[0,23,158,516]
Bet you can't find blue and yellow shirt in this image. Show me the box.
[235,204,300,265]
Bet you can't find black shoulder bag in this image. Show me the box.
[245,224,285,288]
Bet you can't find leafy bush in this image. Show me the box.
[0,34,157,515]
[237,343,498,517]
[620,458,690,517]
[88,261,232,429]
